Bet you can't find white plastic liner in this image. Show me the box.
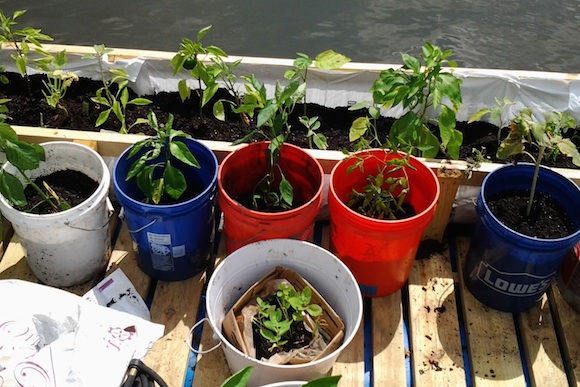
[2,45,580,123]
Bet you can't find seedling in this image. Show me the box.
[0,9,52,94]
[468,96,516,145]
[253,283,323,352]
[85,45,152,133]
[34,49,78,117]
[170,26,243,122]
[125,112,200,204]
[353,42,463,159]
[0,121,69,212]
[493,107,580,216]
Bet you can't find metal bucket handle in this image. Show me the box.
[186,317,222,354]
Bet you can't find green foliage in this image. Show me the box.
[300,115,327,150]
[170,26,243,122]
[85,45,151,133]
[125,112,200,204]
[0,121,68,212]
[0,9,53,81]
[353,42,463,159]
[34,49,78,116]
[491,106,580,216]
[220,367,341,387]
[253,283,323,353]
[468,97,515,144]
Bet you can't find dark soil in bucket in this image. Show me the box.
[252,311,314,361]
[20,170,98,214]
[486,189,576,239]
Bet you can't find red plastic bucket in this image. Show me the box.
[328,150,440,297]
[217,142,324,254]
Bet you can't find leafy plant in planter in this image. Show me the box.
[464,105,580,313]
[84,44,152,133]
[125,111,200,204]
[350,41,463,160]
[0,9,53,94]
[170,25,243,122]
[0,120,70,213]
[253,282,323,355]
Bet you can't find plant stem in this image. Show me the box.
[526,146,545,217]
[16,166,58,211]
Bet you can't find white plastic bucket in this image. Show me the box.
[205,238,363,387]
[0,142,112,287]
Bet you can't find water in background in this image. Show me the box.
[1,0,580,73]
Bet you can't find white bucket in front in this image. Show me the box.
[205,238,363,387]
[0,142,112,287]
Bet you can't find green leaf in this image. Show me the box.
[202,83,219,107]
[468,108,491,124]
[315,50,351,70]
[95,109,111,127]
[128,97,152,106]
[163,162,187,200]
[0,171,26,207]
[170,141,200,168]
[4,141,42,170]
[257,103,277,127]
[349,117,370,142]
[178,79,191,102]
[151,178,164,204]
[303,375,342,387]
[219,366,254,387]
[213,100,225,121]
[557,138,580,167]
[279,173,293,206]
[15,56,26,77]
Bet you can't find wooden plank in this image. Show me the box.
[516,294,568,387]
[319,224,366,385]
[408,248,466,386]
[549,283,580,386]
[144,272,206,387]
[456,237,526,387]
[372,293,406,387]
[192,236,232,387]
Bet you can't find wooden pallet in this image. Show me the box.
[1,215,579,386]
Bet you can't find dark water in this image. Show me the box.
[2,0,580,73]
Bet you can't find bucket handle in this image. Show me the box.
[65,197,115,231]
[186,317,222,354]
[127,219,157,234]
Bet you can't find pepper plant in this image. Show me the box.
[352,42,463,159]
[170,26,243,122]
[253,283,322,353]
[84,45,152,133]
[0,121,70,213]
[125,112,200,204]
[0,9,53,94]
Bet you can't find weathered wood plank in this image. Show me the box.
[408,248,466,386]
[422,169,463,242]
[372,293,406,386]
[144,272,205,387]
[549,283,580,386]
[516,294,568,387]
[456,237,526,387]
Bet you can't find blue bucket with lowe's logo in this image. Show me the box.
[113,138,218,281]
[465,163,580,313]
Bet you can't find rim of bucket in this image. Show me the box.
[113,137,218,210]
[217,142,325,218]
[205,238,363,370]
[329,149,440,226]
[0,141,110,221]
[479,162,580,243]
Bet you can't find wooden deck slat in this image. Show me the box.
[408,248,466,386]
[549,283,580,386]
[372,293,406,386]
[516,294,568,387]
[456,237,527,387]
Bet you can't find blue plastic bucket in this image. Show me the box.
[113,138,218,281]
[465,163,580,313]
